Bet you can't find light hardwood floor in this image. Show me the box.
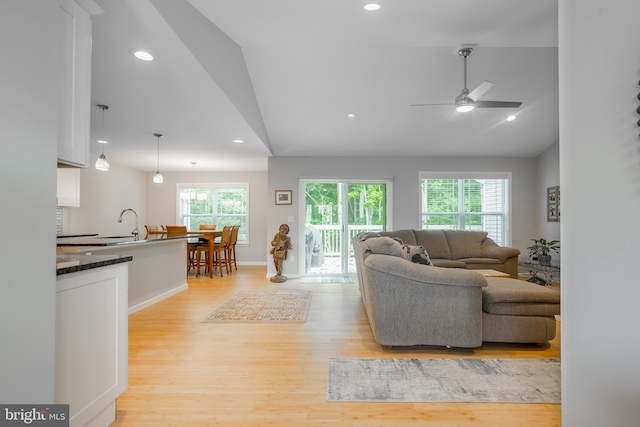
[111,266,560,427]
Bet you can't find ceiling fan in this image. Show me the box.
[411,47,522,113]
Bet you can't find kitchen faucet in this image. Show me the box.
[117,208,139,240]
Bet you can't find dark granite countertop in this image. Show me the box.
[56,254,133,276]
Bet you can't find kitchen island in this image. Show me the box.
[56,254,131,427]
[58,235,188,314]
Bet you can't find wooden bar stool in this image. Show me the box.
[166,225,197,273]
[227,225,240,271]
[194,224,216,277]
[211,226,232,277]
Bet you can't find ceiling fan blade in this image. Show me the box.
[410,103,453,107]
[467,80,494,101]
[475,100,522,109]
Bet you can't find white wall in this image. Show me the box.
[267,155,539,277]
[146,170,269,265]
[0,0,58,402]
[560,1,640,426]
[65,162,148,236]
[536,141,561,259]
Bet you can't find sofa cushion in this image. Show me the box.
[444,230,487,259]
[379,229,417,245]
[482,278,560,316]
[364,236,405,258]
[461,257,503,265]
[412,230,451,259]
[430,259,467,269]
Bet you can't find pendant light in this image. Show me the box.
[190,162,197,200]
[95,104,110,171]
[153,133,163,183]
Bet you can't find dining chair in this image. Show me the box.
[227,225,240,271]
[193,224,216,276]
[211,225,232,277]
[166,225,197,272]
[144,224,158,239]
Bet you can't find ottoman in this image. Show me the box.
[481,278,560,344]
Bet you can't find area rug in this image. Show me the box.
[300,276,354,284]
[327,358,561,403]
[201,289,312,323]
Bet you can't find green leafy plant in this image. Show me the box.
[527,238,560,258]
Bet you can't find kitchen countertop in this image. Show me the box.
[56,254,133,275]
[56,235,193,247]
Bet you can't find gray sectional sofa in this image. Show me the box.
[353,231,560,348]
[378,229,521,278]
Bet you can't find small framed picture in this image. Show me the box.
[547,186,560,222]
[547,203,558,221]
[275,190,292,205]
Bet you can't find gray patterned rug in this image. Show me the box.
[327,358,561,403]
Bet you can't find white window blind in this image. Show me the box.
[419,173,509,246]
[177,182,249,243]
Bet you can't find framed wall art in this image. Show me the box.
[547,186,560,222]
[275,190,292,205]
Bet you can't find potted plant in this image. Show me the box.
[527,238,560,266]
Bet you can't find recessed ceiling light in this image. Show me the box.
[507,115,517,122]
[232,139,244,144]
[131,49,154,61]
[363,3,381,11]
[347,113,357,119]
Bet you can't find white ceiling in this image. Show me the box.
[89,0,558,172]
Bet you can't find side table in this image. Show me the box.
[518,259,560,286]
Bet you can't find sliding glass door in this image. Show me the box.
[303,180,390,275]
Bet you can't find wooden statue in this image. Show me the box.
[270,224,292,283]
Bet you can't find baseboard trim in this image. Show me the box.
[128,283,188,315]
[265,273,301,279]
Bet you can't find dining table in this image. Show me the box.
[185,230,222,278]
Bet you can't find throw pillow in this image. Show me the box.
[401,244,432,265]
[364,236,405,258]
[357,231,382,241]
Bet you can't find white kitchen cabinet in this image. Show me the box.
[57,168,80,207]
[55,262,128,427]
[57,0,103,167]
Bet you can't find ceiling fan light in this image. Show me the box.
[455,95,475,113]
[456,100,475,113]
[456,105,474,113]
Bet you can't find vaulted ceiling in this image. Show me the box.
[89,0,558,172]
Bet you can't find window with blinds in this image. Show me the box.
[419,173,509,246]
[177,182,249,243]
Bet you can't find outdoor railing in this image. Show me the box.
[311,224,384,256]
